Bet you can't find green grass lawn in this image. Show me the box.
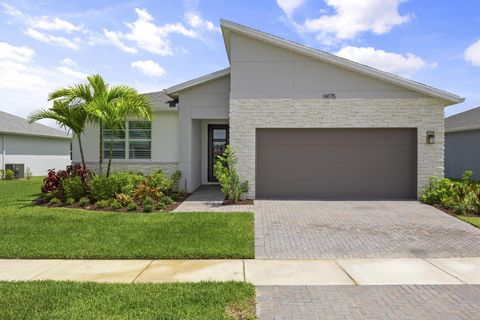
[0,281,255,320]
[458,216,480,228]
[0,178,253,259]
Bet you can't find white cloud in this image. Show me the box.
[31,16,83,33]
[276,0,305,18]
[60,58,76,66]
[336,46,433,77]
[302,0,411,44]
[131,60,167,78]
[465,39,480,67]
[2,3,23,17]
[25,28,80,49]
[0,42,34,63]
[103,29,138,53]
[56,58,88,79]
[185,12,219,32]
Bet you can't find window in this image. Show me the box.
[102,121,151,160]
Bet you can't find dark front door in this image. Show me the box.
[208,124,229,182]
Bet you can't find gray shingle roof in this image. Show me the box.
[445,107,480,132]
[0,110,71,139]
[143,90,177,110]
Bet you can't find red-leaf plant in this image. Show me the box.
[41,164,92,197]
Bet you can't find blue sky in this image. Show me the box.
[1,0,479,127]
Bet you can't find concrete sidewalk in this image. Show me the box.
[1,257,480,285]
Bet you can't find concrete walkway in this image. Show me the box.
[1,257,480,285]
[173,185,254,212]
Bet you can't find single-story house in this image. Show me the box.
[445,107,480,180]
[0,111,72,177]
[72,19,464,199]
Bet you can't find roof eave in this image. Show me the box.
[165,68,230,97]
[0,131,72,140]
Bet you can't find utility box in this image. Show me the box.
[5,163,25,179]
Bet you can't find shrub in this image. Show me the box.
[160,195,174,206]
[4,169,15,180]
[0,169,4,179]
[112,172,143,195]
[49,197,60,205]
[25,167,32,180]
[42,192,55,203]
[142,197,153,213]
[62,176,85,201]
[213,146,248,202]
[127,202,138,211]
[421,177,454,205]
[79,197,89,207]
[89,176,118,201]
[132,181,162,203]
[95,199,111,209]
[115,193,132,207]
[41,164,91,195]
[155,202,166,211]
[65,197,75,205]
[148,170,182,195]
[111,199,122,210]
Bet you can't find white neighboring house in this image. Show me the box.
[0,111,72,177]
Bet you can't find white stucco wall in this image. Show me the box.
[1,133,71,176]
[229,98,446,199]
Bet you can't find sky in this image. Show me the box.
[1,0,479,129]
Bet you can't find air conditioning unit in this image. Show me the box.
[5,164,24,179]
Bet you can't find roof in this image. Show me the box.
[219,19,464,105]
[143,90,178,109]
[445,107,480,133]
[165,68,230,96]
[0,110,71,139]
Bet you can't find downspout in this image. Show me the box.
[1,134,5,171]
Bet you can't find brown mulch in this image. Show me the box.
[433,204,480,218]
[222,199,254,206]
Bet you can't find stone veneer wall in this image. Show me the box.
[229,98,446,199]
[80,162,179,176]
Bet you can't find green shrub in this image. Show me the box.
[115,193,132,207]
[89,176,118,201]
[143,196,153,213]
[112,172,143,195]
[127,202,138,211]
[214,146,248,202]
[42,192,55,203]
[111,199,122,210]
[421,177,454,205]
[160,195,174,206]
[0,169,4,179]
[78,197,89,207]
[4,169,15,180]
[62,176,85,201]
[155,202,166,211]
[25,167,32,180]
[95,199,111,209]
[65,197,75,205]
[49,197,60,205]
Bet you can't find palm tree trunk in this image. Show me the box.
[77,135,86,169]
[98,122,103,175]
[107,135,113,177]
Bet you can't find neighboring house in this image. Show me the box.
[73,20,464,199]
[0,111,72,177]
[445,107,480,180]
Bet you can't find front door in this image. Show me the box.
[208,124,229,182]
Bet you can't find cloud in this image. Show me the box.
[276,0,305,18]
[103,8,218,56]
[336,46,434,77]
[56,58,88,79]
[131,60,167,78]
[25,28,80,49]
[0,42,34,63]
[302,0,411,44]
[464,39,480,67]
[30,16,83,33]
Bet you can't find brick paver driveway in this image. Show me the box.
[255,200,480,259]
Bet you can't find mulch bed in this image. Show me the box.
[433,204,480,218]
[222,199,254,206]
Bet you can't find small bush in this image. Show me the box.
[155,202,166,211]
[214,146,248,202]
[65,198,75,205]
[160,195,174,206]
[127,202,138,211]
[41,164,91,195]
[143,196,153,213]
[89,176,118,201]
[95,199,111,209]
[115,193,132,207]
[25,167,32,180]
[112,172,143,195]
[62,176,85,201]
[42,192,55,203]
[4,169,15,180]
[49,197,60,205]
[0,169,4,179]
[111,199,122,210]
[79,197,89,207]
[132,181,161,203]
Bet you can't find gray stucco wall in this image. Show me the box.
[445,130,480,180]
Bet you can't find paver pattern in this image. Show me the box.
[173,185,253,212]
[255,200,480,259]
[256,285,480,320]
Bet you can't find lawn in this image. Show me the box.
[459,216,480,228]
[0,178,254,259]
[0,281,255,320]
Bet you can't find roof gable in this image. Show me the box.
[0,111,71,139]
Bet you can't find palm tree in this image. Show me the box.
[29,100,88,168]
[84,78,152,177]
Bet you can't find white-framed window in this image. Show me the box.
[103,120,151,160]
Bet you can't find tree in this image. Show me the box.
[29,100,88,168]
[84,77,152,177]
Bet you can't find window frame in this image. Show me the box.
[102,120,152,161]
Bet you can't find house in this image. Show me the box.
[445,107,480,180]
[0,111,72,177]
[72,20,464,199]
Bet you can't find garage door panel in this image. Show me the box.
[256,128,417,199]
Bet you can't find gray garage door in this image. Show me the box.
[256,128,417,199]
